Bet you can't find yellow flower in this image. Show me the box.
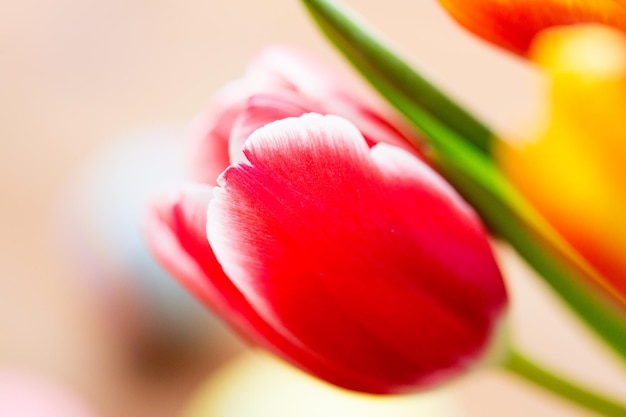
[498,24,626,297]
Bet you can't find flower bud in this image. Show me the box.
[145,110,507,393]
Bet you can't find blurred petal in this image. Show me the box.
[0,371,96,417]
[209,113,506,393]
[182,352,463,417]
[437,0,626,55]
[188,81,264,184]
[247,46,346,98]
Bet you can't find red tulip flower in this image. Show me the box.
[437,0,626,55]
[144,48,507,394]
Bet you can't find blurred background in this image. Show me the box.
[1,0,625,416]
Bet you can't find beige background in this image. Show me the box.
[1,0,625,416]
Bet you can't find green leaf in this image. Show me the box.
[301,0,626,360]
[301,0,495,155]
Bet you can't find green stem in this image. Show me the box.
[300,0,494,155]
[503,350,626,417]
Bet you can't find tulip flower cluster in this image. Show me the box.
[144,0,626,415]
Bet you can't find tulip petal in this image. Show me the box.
[209,113,506,392]
[187,83,247,184]
[437,0,626,55]
[144,184,287,343]
[227,89,420,164]
[325,95,424,156]
[228,92,318,165]
[247,46,347,99]
[145,182,399,391]
[144,185,235,312]
[249,46,422,156]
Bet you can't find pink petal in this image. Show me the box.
[187,79,282,184]
[144,185,231,309]
[326,94,424,156]
[247,46,345,99]
[248,46,422,157]
[187,95,238,185]
[144,185,265,339]
[228,92,318,165]
[208,113,506,392]
[0,372,96,417]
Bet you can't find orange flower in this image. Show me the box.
[498,24,626,297]
[437,0,626,55]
